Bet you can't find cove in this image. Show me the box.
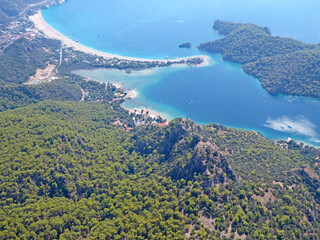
[43,0,320,147]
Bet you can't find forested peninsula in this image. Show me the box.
[198,20,320,98]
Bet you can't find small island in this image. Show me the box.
[198,20,320,99]
[179,42,192,48]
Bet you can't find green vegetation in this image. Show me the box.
[1,101,320,239]
[0,35,125,112]
[243,49,320,96]
[0,37,59,85]
[0,0,59,23]
[0,78,81,111]
[60,48,203,73]
[0,74,124,112]
[198,20,320,98]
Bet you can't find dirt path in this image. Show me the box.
[78,85,85,101]
[57,42,63,69]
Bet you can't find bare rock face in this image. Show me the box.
[169,141,213,181]
[194,142,217,162]
[170,139,237,184]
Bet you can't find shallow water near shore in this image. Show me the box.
[45,0,320,147]
[74,66,188,120]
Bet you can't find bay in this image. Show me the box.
[44,0,320,147]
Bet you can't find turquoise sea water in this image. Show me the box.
[43,0,320,147]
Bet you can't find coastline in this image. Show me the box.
[102,81,168,121]
[80,75,167,121]
[123,106,170,123]
[19,2,320,149]
[29,11,210,65]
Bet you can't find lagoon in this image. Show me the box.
[43,0,320,147]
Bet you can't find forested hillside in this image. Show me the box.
[198,20,320,98]
[0,0,60,23]
[1,101,320,239]
[0,35,123,112]
[0,37,59,85]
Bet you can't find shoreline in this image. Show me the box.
[27,12,320,146]
[29,11,210,66]
[91,79,167,121]
[123,106,170,123]
[79,76,163,120]
[82,75,138,100]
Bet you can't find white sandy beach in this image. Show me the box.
[29,11,209,65]
[125,106,170,122]
[125,89,138,99]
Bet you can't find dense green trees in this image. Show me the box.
[243,49,320,97]
[0,0,58,22]
[1,101,320,239]
[60,48,203,73]
[0,37,123,112]
[0,75,122,112]
[0,37,60,85]
[198,20,320,98]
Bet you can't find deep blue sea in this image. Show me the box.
[43,0,320,147]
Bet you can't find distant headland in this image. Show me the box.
[198,20,320,99]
